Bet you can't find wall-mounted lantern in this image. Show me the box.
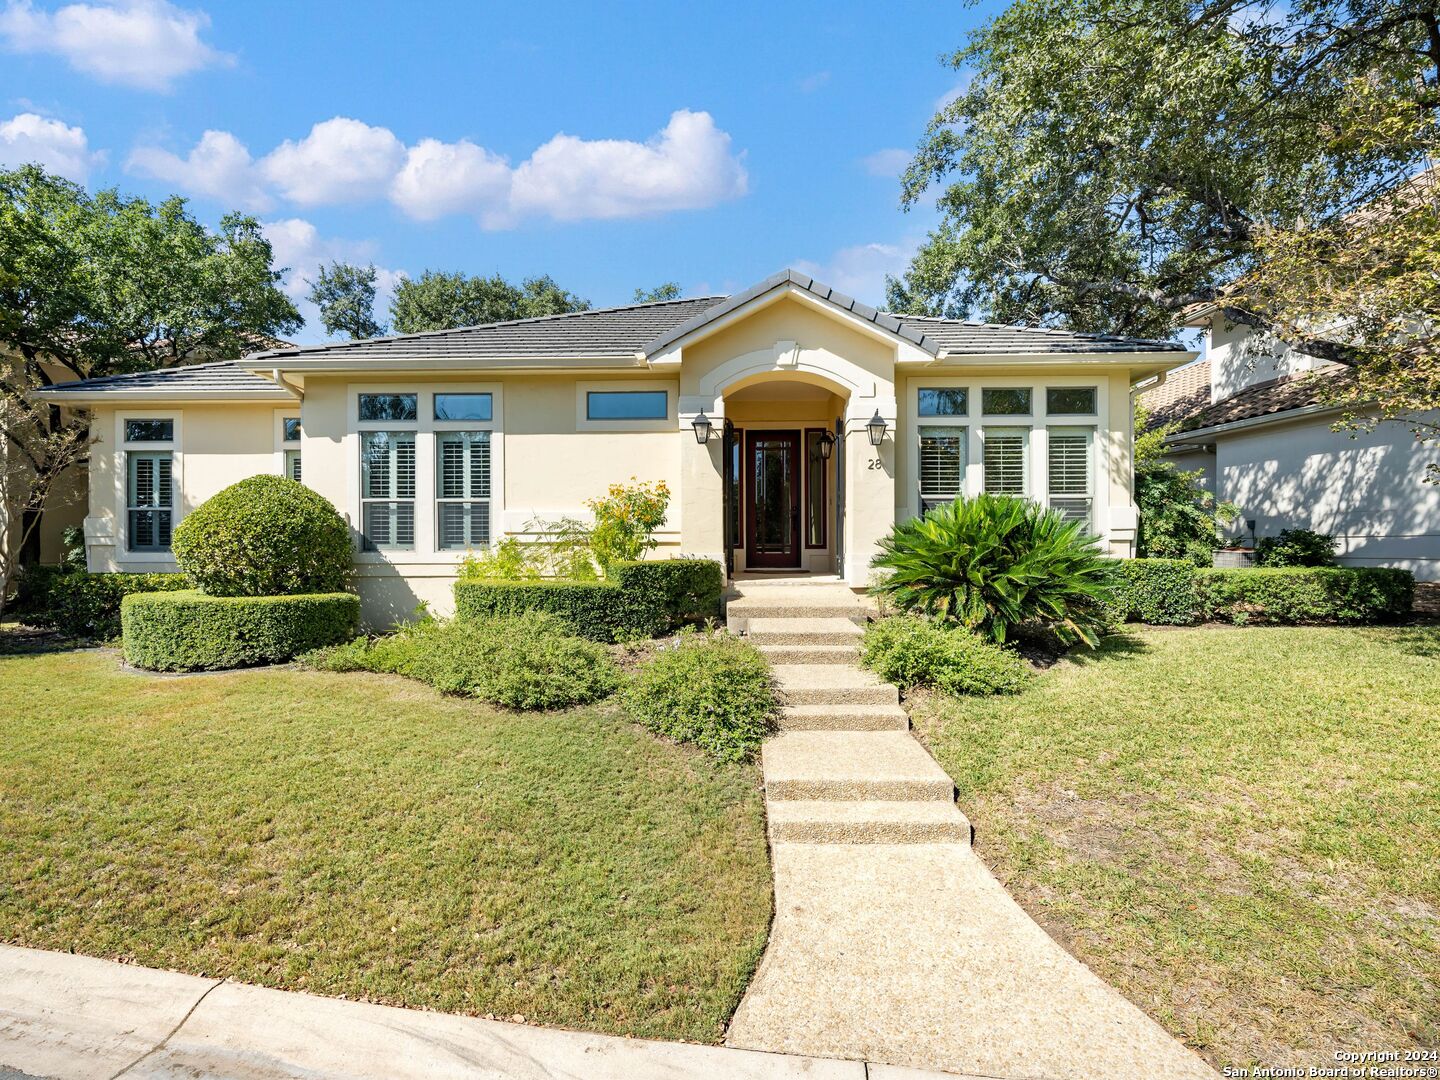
[818,430,836,460]
[691,409,713,444]
[866,410,888,447]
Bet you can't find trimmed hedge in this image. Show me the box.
[18,569,190,639]
[1111,559,1198,625]
[860,615,1030,696]
[122,590,359,671]
[1196,567,1414,625]
[454,558,723,641]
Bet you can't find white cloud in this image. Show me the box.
[793,239,918,308]
[390,137,510,221]
[260,217,403,341]
[127,109,748,228]
[507,109,747,225]
[0,111,103,180]
[127,128,269,209]
[260,117,405,206]
[0,0,231,91]
[860,148,910,179]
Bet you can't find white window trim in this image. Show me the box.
[575,379,678,432]
[905,375,1109,528]
[115,410,182,563]
[273,408,301,479]
[345,384,504,564]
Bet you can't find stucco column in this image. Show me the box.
[842,399,896,587]
[678,401,725,566]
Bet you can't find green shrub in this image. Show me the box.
[453,558,723,641]
[1255,528,1338,567]
[304,612,619,710]
[171,475,352,597]
[587,479,671,571]
[613,559,724,626]
[1112,559,1198,625]
[1196,567,1414,625]
[871,494,1117,647]
[624,630,776,761]
[122,590,359,671]
[19,569,189,639]
[860,616,1030,696]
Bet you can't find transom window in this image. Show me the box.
[434,393,493,422]
[918,388,968,417]
[586,390,667,421]
[436,431,491,549]
[981,388,1032,416]
[1046,387,1097,415]
[127,451,173,551]
[360,431,416,550]
[125,419,173,442]
[359,393,418,422]
[983,429,1027,495]
[919,426,966,512]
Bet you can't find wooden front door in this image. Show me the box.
[745,430,802,568]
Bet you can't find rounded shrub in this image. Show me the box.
[122,590,359,671]
[171,475,351,597]
[870,494,1117,647]
[623,630,776,761]
[860,616,1030,696]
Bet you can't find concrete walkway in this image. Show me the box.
[726,577,1217,1080]
[0,944,967,1080]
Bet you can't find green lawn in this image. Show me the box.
[0,641,773,1042]
[912,625,1440,1070]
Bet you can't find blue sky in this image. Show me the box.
[0,0,1004,342]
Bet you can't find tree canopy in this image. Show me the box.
[390,271,588,333]
[888,1,1439,338]
[633,282,681,303]
[306,261,385,340]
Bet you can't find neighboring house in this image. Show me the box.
[35,270,1188,626]
[1140,312,1440,580]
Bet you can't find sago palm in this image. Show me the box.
[870,494,1117,647]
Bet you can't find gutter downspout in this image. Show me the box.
[273,368,304,401]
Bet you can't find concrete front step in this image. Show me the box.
[758,644,858,665]
[767,799,971,844]
[763,731,956,801]
[728,602,870,623]
[778,704,910,732]
[772,664,898,706]
[746,617,863,646]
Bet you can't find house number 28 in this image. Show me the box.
[867,458,884,470]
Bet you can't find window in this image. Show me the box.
[918,388,968,417]
[983,429,1026,495]
[586,390,667,421]
[805,430,827,548]
[728,436,741,550]
[358,393,418,422]
[127,451,173,551]
[284,448,302,483]
[981,387,1031,416]
[283,417,302,441]
[436,432,491,549]
[1046,387,1097,415]
[1047,428,1093,528]
[434,393,493,422]
[919,426,966,512]
[360,431,416,549]
[125,419,173,442]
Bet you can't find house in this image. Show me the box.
[34,270,1188,627]
[1140,313,1440,580]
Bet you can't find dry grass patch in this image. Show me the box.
[0,641,772,1042]
[911,626,1440,1069]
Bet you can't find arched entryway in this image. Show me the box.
[721,375,848,575]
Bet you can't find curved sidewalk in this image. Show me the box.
[0,944,964,1080]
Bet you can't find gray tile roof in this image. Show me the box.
[896,315,1186,355]
[37,360,295,399]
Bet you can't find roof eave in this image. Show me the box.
[31,388,296,405]
[1165,401,1342,442]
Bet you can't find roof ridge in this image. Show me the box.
[247,294,730,359]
